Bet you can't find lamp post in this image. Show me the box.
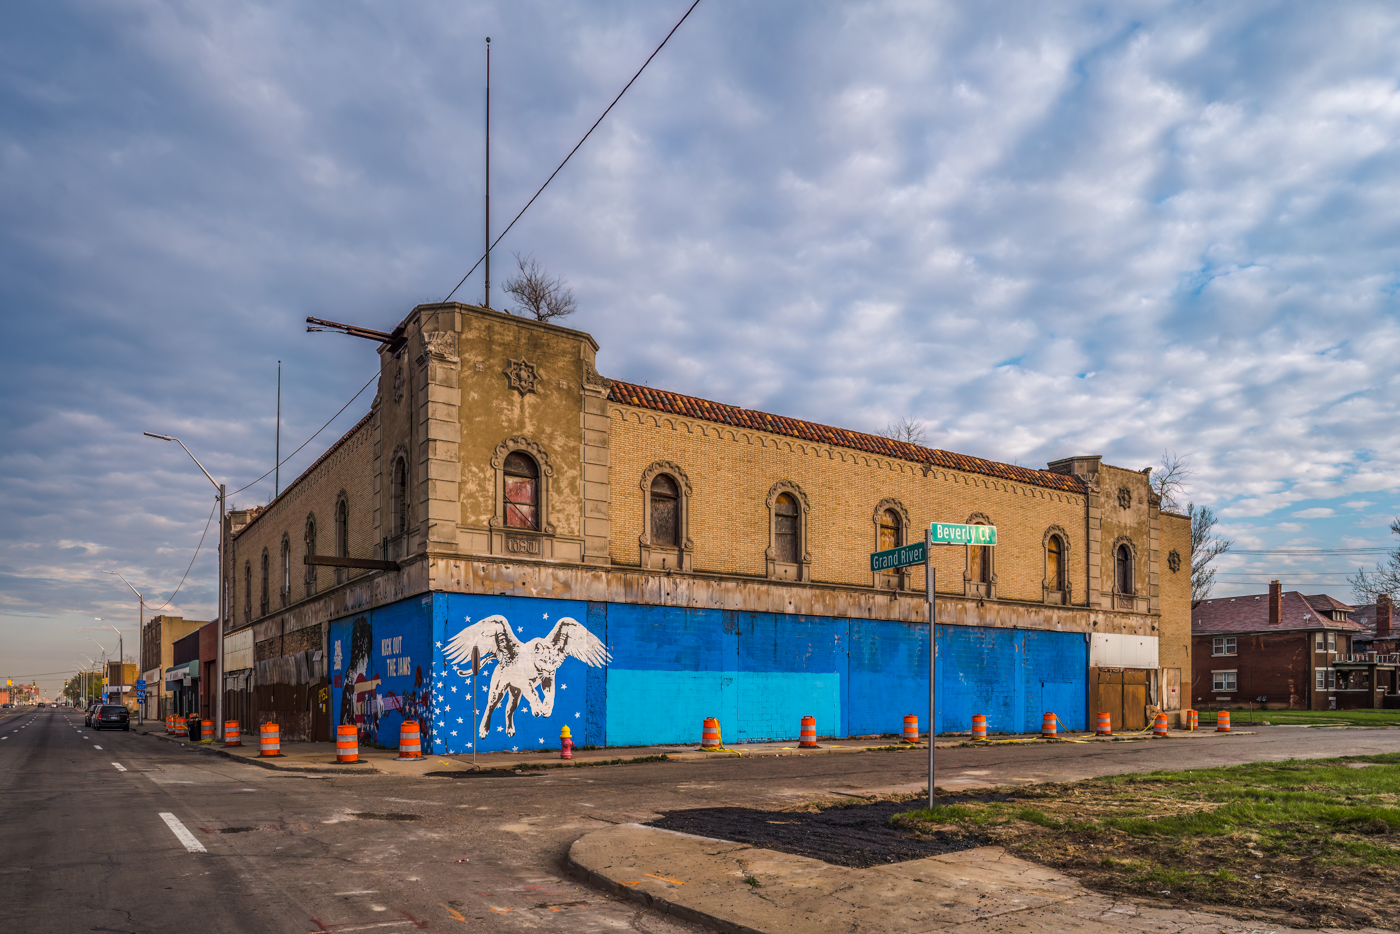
[89,637,108,701]
[104,571,142,723]
[80,655,97,706]
[144,432,225,738]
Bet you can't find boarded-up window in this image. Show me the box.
[336,498,349,557]
[972,543,991,584]
[393,458,408,535]
[650,474,679,546]
[774,493,799,564]
[503,452,540,530]
[1116,544,1134,594]
[304,516,317,597]
[243,562,252,623]
[260,550,269,616]
[1047,535,1064,590]
[879,509,901,551]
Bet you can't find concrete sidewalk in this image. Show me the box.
[133,723,1237,775]
[569,823,1380,934]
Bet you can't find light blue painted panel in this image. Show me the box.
[605,669,729,746]
[733,672,841,742]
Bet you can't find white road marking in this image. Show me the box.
[93,745,102,750]
[112,763,127,772]
[158,812,206,853]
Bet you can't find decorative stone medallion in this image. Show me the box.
[1117,487,1132,509]
[505,358,539,396]
[1168,548,1182,573]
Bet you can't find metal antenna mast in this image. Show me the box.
[484,36,492,309]
[275,360,282,497]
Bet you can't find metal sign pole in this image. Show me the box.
[471,646,480,768]
[926,525,936,811]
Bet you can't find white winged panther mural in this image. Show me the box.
[443,615,610,737]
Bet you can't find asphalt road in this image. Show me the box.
[4,706,1400,934]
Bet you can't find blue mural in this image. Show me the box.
[328,595,434,749]
[328,592,1091,754]
[432,594,603,755]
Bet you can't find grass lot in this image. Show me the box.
[1199,708,1400,727]
[892,753,1400,929]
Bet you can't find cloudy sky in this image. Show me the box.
[5,0,1400,692]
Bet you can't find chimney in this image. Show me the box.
[1268,580,1282,626]
[1378,594,1393,639]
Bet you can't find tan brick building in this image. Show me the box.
[219,302,1192,747]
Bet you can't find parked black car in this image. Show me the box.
[92,704,129,731]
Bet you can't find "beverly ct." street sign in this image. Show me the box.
[929,522,997,546]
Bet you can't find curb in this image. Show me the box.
[566,849,762,934]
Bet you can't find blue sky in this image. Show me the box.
[5,1,1400,692]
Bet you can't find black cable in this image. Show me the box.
[443,0,704,303]
[148,496,219,612]
[227,370,377,497]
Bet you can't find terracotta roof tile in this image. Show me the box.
[1193,590,1362,634]
[607,381,1086,494]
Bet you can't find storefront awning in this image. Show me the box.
[165,661,198,683]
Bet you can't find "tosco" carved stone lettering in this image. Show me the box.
[505,535,541,555]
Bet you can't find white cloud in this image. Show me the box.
[1292,508,1337,519]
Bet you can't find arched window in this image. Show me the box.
[964,513,996,599]
[335,496,349,585]
[336,497,349,557]
[649,474,680,547]
[392,457,409,536]
[774,493,800,564]
[1047,534,1064,591]
[280,534,291,606]
[878,507,903,587]
[503,452,540,530]
[304,515,317,597]
[260,549,269,616]
[243,561,252,623]
[1116,543,1135,595]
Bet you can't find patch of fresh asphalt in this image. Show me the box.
[4,708,1400,933]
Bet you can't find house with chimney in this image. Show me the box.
[1340,595,1400,704]
[1190,580,1388,710]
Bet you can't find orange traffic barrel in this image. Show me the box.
[1096,712,1113,736]
[397,719,422,759]
[200,719,214,743]
[799,716,818,748]
[165,715,175,734]
[902,715,919,744]
[1216,710,1231,733]
[224,720,241,746]
[1152,713,1169,737]
[701,717,721,749]
[336,724,358,763]
[971,714,987,740]
[1187,709,1199,731]
[1041,712,1058,738]
[259,722,281,756]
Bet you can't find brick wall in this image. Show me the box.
[229,412,378,632]
[607,404,1090,603]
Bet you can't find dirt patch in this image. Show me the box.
[893,757,1400,931]
[650,796,1001,868]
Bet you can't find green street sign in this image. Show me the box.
[870,541,927,572]
[929,522,997,546]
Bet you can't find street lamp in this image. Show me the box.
[145,432,226,737]
[88,636,108,702]
[104,571,142,723]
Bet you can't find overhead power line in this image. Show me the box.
[147,496,219,612]
[1227,547,1392,555]
[443,0,704,303]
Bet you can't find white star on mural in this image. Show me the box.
[538,737,545,743]
[435,641,442,648]
[437,721,445,728]
[451,730,458,736]
[511,746,518,752]
[450,686,457,693]
[516,626,523,633]
[496,726,503,732]
[560,684,566,690]
[444,706,451,713]
[483,684,489,693]
[543,613,549,620]
[456,717,463,723]
[466,741,473,749]
[574,712,580,718]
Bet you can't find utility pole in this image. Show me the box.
[275,360,282,497]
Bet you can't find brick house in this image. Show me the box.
[216,302,1193,747]
[1340,595,1400,701]
[1191,580,1378,710]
